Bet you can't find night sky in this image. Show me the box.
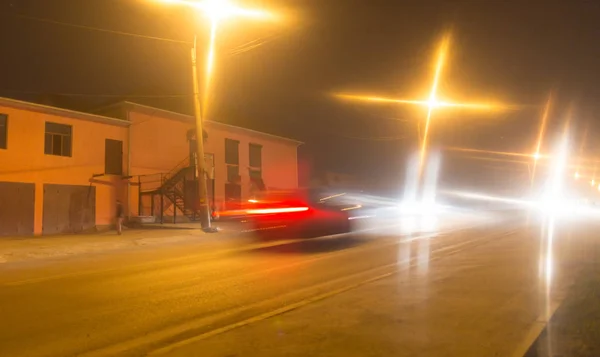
[1,0,600,187]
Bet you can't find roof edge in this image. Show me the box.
[0,97,130,127]
[107,101,304,146]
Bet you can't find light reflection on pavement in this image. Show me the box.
[156,212,600,357]
[2,210,596,357]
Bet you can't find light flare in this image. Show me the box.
[159,0,274,20]
[334,32,507,204]
[531,94,552,186]
[417,35,450,195]
[446,146,548,159]
[320,193,346,201]
[201,18,219,118]
[341,204,362,211]
[334,95,499,110]
[160,0,278,120]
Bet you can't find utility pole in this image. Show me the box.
[191,35,213,231]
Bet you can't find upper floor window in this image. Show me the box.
[225,139,240,183]
[249,143,262,169]
[44,122,72,157]
[0,114,7,149]
[225,138,239,165]
[249,143,262,179]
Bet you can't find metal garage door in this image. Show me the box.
[43,184,96,234]
[0,181,35,236]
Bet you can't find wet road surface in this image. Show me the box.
[0,211,598,357]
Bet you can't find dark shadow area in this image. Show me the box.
[246,234,364,255]
[524,263,600,357]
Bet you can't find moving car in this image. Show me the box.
[247,188,354,238]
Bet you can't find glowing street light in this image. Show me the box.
[335,33,505,199]
[160,0,273,20]
[574,172,580,180]
[157,0,276,231]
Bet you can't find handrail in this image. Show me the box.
[162,156,193,185]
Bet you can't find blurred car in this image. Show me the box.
[247,188,354,238]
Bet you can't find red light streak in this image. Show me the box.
[246,207,309,215]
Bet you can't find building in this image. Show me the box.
[0,97,302,236]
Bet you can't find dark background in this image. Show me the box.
[1,0,599,189]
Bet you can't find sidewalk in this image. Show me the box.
[0,221,246,265]
[0,212,493,266]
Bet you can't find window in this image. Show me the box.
[225,139,240,184]
[249,143,262,168]
[0,114,7,149]
[249,143,262,179]
[225,139,239,165]
[249,169,262,179]
[105,139,123,175]
[44,122,72,157]
[227,165,240,183]
[248,143,265,193]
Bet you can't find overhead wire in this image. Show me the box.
[2,12,289,57]
[331,132,407,141]
[0,12,191,44]
[0,89,192,98]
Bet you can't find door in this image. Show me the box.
[43,184,96,234]
[0,181,35,236]
[105,139,123,175]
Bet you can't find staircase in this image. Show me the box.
[140,157,204,221]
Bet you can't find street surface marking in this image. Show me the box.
[79,228,514,357]
[149,229,516,356]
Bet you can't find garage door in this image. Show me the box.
[43,184,96,234]
[0,182,35,236]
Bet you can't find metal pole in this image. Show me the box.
[191,35,212,230]
[138,176,142,216]
[151,192,155,217]
[212,176,216,217]
[160,193,164,224]
[173,195,177,224]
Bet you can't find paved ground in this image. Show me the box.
[0,211,598,357]
[525,262,600,357]
[0,221,247,265]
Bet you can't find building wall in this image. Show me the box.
[204,123,299,204]
[0,105,128,234]
[128,111,191,173]
[125,109,300,213]
[0,100,300,235]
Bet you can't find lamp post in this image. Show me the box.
[157,0,275,231]
[190,34,212,230]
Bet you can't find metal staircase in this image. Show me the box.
[139,157,203,221]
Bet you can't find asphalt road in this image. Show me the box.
[0,211,598,357]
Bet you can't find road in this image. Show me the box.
[0,211,598,357]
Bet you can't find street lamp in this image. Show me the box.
[336,33,505,200]
[157,0,275,231]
